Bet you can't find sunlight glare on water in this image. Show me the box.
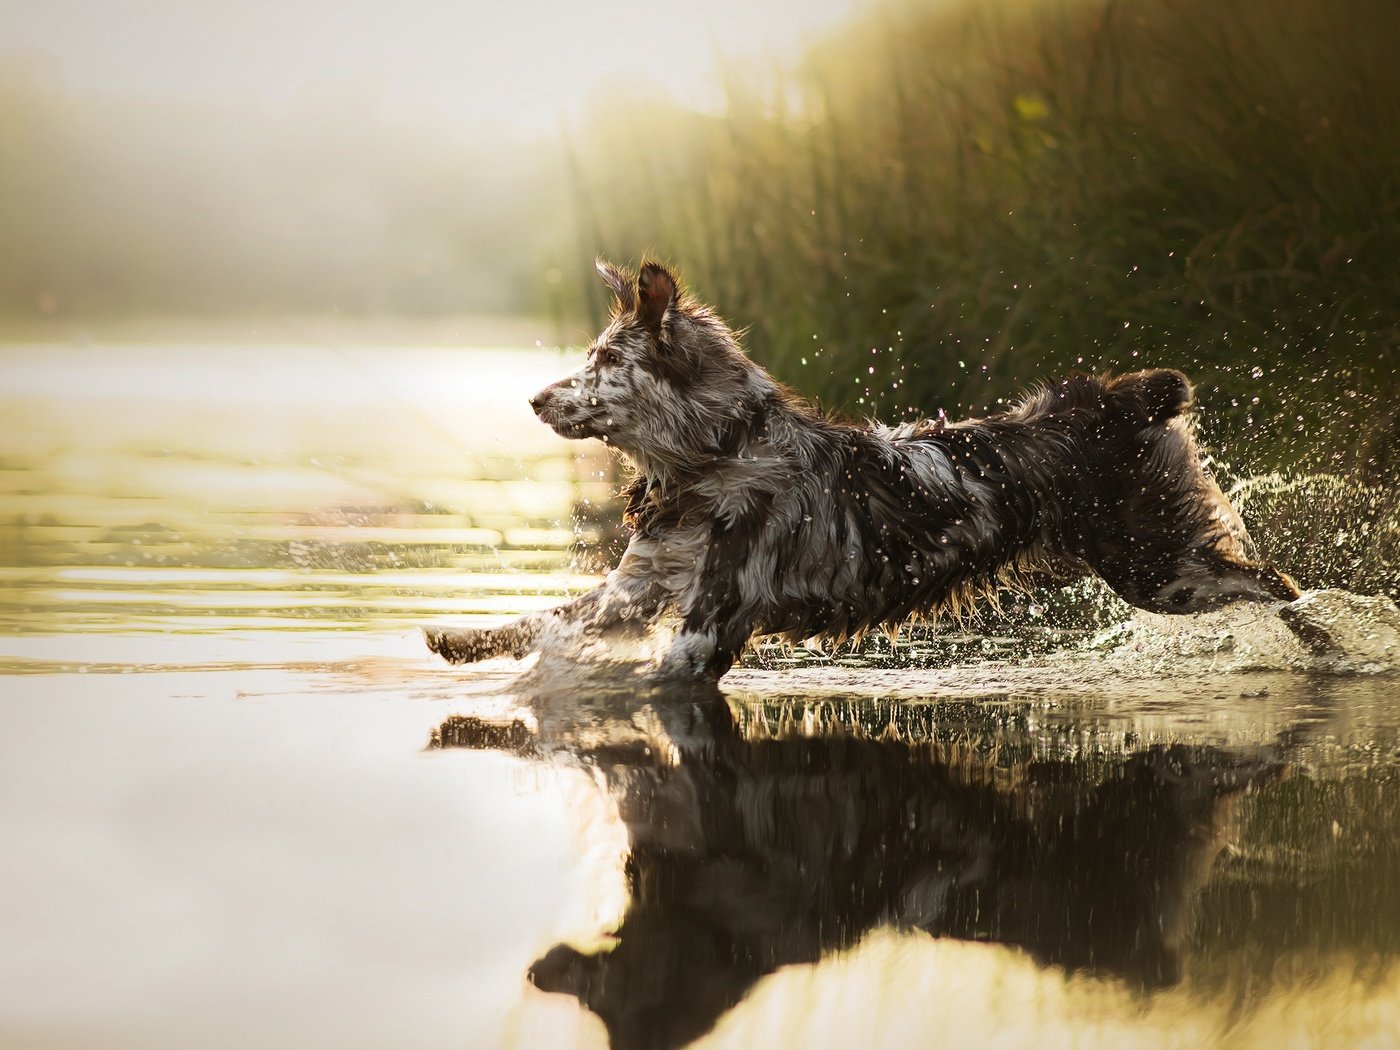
[3,341,1400,1049]
[0,342,603,652]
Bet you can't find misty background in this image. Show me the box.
[0,0,857,333]
[3,0,1398,482]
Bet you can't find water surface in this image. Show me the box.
[2,343,1399,1048]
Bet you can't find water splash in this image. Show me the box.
[1081,590,1400,677]
[1230,473,1400,596]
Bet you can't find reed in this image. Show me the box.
[556,0,1400,478]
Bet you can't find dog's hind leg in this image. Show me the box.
[1138,553,1301,614]
[1087,544,1299,615]
[1074,384,1301,617]
[1105,550,1353,655]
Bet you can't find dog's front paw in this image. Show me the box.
[424,626,498,664]
[656,632,720,680]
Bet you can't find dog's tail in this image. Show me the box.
[1105,368,1193,424]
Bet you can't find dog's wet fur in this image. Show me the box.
[426,258,1299,678]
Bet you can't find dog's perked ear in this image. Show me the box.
[637,260,679,336]
[596,258,637,313]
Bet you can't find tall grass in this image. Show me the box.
[556,0,1400,479]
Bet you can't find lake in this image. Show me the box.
[2,342,1399,1049]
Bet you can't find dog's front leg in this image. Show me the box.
[656,629,722,679]
[425,565,665,666]
[656,619,756,680]
[657,588,759,680]
[653,524,762,680]
[424,588,603,665]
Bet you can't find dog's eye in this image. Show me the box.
[595,347,619,367]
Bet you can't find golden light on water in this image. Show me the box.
[6,3,1400,1047]
[707,934,1400,1049]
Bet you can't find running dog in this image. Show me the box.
[426,259,1299,678]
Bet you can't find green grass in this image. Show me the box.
[556,0,1400,481]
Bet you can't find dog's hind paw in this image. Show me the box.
[1276,598,1340,656]
[1276,590,1400,667]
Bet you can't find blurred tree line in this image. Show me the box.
[7,0,1400,480]
[560,0,1400,478]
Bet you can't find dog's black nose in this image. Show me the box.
[529,389,549,412]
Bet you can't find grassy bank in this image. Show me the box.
[559,0,1400,481]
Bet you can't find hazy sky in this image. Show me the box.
[0,0,866,131]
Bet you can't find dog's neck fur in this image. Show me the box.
[616,362,787,486]
[619,377,837,529]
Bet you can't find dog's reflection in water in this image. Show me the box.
[433,686,1279,1050]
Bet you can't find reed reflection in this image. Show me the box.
[433,687,1281,1050]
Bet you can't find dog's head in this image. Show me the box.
[530,259,775,476]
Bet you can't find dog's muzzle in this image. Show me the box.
[529,381,568,423]
[529,381,598,438]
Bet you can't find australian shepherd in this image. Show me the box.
[426,259,1299,678]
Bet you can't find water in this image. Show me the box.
[3,342,1400,1048]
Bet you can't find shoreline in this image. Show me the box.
[0,312,585,349]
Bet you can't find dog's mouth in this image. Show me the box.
[535,404,605,440]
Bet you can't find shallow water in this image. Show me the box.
[3,343,1400,1048]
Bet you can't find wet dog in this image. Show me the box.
[427,259,1299,678]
